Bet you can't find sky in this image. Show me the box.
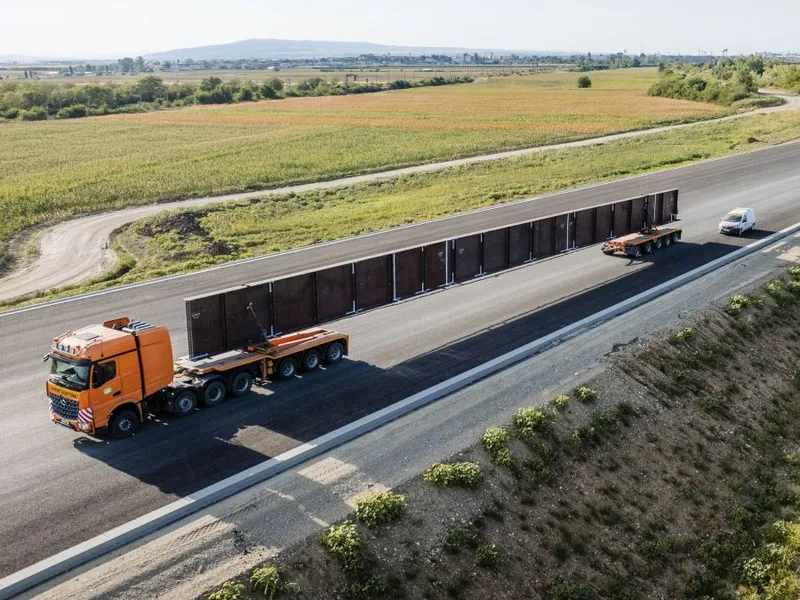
[1,0,797,59]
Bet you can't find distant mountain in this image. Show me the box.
[143,38,568,61]
[0,54,66,63]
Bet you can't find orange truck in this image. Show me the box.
[601,225,682,258]
[45,316,348,439]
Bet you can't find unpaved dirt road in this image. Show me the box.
[1,90,797,302]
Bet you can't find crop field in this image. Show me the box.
[0,68,732,256]
[0,65,557,85]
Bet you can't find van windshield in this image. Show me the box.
[723,214,743,223]
[49,356,90,391]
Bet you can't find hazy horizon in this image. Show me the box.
[1,0,797,60]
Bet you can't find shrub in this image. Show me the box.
[355,491,407,527]
[207,581,246,600]
[1,108,19,119]
[549,581,597,600]
[250,565,284,599]
[668,327,695,344]
[765,279,784,297]
[57,104,88,119]
[475,541,503,569]
[575,386,597,403]
[482,426,515,466]
[577,76,592,88]
[513,406,554,440]
[445,522,481,553]
[790,266,800,281]
[424,462,483,488]
[554,394,569,409]
[727,294,750,315]
[20,107,47,121]
[322,521,362,572]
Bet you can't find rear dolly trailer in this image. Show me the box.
[601,226,682,258]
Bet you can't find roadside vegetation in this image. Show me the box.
[2,107,798,310]
[648,56,784,107]
[0,68,729,271]
[0,74,473,121]
[201,267,800,598]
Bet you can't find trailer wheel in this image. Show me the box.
[173,389,198,417]
[643,242,653,255]
[325,341,345,364]
[632,246,642,258]
[655,237,663,250]
[229,371,254,397]
[276,358,297,380]
[109,409,140,440]
[202,379,227,407]
[663,235,672,247]
[301,350,321,372]
[671,233,679,244]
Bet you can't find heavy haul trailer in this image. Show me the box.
[601,225,682,258]
[45,316,348,439]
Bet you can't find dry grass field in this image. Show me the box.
[0,68,730,254]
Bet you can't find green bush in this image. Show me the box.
[207,581,246,600]
[322,521,362,572]
[481,426,515,467]
[445,522,481,553]
[575,386,597,403]
[554,394,569,409]
[513,406,554,440]
[355,491,407,527]
[727,294,750,315]
[57,104,88,119]
[475,541,503,569]
[790,266,800,281]
[548,581,597,600]
[424,462,483,488]
[20,107,47,121]
[668,327,694,344]
[250,565,284,599]
[577,76,592,88]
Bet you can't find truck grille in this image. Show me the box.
[49,393,79,421]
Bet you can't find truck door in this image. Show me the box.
[90,360,121,427]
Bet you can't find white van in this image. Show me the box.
[719,208,756,235]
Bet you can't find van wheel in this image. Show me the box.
[173,389,197,417]
[110,409,140,439]
[229,370,254,397]
[276,358,297,380]
[302,350,321,372]
[202,379,227,407]
[325,341,345,364]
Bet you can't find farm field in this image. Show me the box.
[0,68,733,261]
[0,65,555,85]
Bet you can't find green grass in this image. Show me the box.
[0,68,729,265]
[2,109,799,311]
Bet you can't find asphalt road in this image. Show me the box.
[1,141,799,578]
[0,90,797,301]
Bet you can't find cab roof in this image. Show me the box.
[51,323,136,361]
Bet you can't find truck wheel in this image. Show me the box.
[229,371,254,397]
[325,342,345,364]
[202,379,227,407]
[276,358,297,380]
[110,409,140,439]
[302,350,321,372]
[173,389,197,417]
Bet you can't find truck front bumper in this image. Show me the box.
[51,413,96,434]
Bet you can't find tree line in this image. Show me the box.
[648,56,797,105]
[0,74,474,121]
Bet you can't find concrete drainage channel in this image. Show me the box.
[3,221,800,599]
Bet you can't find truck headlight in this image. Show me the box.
[79,422,92,432]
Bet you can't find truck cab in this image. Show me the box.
[46,318,174,436]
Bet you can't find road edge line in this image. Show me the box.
[2,221,800,599]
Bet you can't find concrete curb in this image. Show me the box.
[3,221,799,599]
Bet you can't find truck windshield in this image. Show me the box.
[724,214,743,222]
[49,356,91,391]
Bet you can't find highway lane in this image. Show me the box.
[0,143,799,577]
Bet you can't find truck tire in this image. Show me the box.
[110,409,140,439]
[202,379,227,407]
[325,341,345,364]
[173,389,197,417]
[301,349,321,372]
[229,370,254,397]
[276,358,297,380]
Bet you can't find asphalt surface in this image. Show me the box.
[1,141,799,579]
[29,222,800,600]
[0,89,797,301]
